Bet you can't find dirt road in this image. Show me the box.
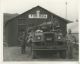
[3,46,78,61]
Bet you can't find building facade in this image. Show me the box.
[5,6,71,46]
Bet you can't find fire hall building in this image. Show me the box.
[5,6,71,46]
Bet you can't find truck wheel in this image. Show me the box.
[60,51,66,59]
[66,50,73,59]
[32,50,36,59]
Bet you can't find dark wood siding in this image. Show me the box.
[5,6,68,46]
[5,19,18,46]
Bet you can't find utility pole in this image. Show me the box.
[65,1,67,19]
[36,0,39,6]
[76,19,78,22]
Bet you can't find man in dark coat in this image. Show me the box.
[20,32,26,54]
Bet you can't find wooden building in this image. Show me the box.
[5,6,71,46]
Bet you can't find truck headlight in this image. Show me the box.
[58,36,61,39]
[37,36,41,39]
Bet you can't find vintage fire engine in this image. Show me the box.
[27,22,73,59]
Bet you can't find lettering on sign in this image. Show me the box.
[28,10,47,19]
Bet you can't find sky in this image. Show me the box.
[1,0,78,22]
[1,0,79,33]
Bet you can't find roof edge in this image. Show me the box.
[5,5,72,26]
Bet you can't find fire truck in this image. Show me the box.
[27,22,73,59]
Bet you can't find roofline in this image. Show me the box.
[38,6,72,23]
[5,5,72,27]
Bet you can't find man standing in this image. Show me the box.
[19,32,26,54]
[66,29,76,59]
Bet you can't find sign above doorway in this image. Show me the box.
[28,10,47,19]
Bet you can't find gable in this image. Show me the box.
[5,6,72,27]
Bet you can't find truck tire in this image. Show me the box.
[32,50,36,59]
[60,50,66,59]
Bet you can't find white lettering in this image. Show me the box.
[28,10,47,19]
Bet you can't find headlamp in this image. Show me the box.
[58,36,61,39]
[37,36,41,39]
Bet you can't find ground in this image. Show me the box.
[3,46,79,61]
